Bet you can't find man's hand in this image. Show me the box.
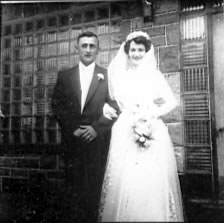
[73,128,83,137]
[74,125,97,143]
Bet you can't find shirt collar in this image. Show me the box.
[79,61,96,73]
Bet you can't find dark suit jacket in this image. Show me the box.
[52,63,117,154]
[52,64,119,221]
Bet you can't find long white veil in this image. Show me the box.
[107,32,177,117]
[108,40,157,101]
[101,32,184,222]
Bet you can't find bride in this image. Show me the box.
[99,31,184,222]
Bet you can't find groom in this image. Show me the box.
[52,31,118,222]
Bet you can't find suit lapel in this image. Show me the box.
[84,65,101,109]
[70,66,81,106]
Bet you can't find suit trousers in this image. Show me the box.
[61,138,108,223]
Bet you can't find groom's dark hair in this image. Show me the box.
[77,31,99,45]
[124,36,151,54]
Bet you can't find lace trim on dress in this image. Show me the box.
[169,190,178,221]
[98,161,112,221]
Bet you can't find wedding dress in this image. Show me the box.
[99,41,184,222]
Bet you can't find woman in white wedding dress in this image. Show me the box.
[99,31,184,222]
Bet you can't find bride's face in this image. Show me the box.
[128,41,146,67]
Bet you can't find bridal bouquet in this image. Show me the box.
[131,104,156,150]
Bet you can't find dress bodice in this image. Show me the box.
[115,68,160,114]
[112,67,177,118]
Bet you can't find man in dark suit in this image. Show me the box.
[52,31,118,222]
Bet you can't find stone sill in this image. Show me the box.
[189,198,224,209]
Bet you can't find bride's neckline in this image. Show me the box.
[126,64,142,77]
[126,68,137,76]
[127,61,139,71]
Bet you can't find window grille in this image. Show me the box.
[184,95,209,119]
[183,67,208,92]
[2,49,11,61]
[212,0,224,8]
[21,117,33,129]
[181,13,213,176]
[182,42,207,66]
[181,16,205,40]
[186,146,212,173]
[3,77,11,88]
[181,0,205,12]
[185,120,210,145]
[181,0,224,12]
[58,29,69,41]
[23,88,32,101]
[0,2,122,145]
[12,103,21,115]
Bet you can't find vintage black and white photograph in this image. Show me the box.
[0,0,224,222]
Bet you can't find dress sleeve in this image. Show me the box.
[152,70,177,117]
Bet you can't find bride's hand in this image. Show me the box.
[153,97,165,107]
[135,103,159,120]
[103,103,118,120]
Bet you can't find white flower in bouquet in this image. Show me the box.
[131,103,157,150]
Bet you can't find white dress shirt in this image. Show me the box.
[79,61,95,113]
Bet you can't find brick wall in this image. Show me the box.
[0,146,65,220]
[0,153,64,190]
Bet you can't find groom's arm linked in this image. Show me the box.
[91,96,119,134]
[89,70,120,136]
[52,67,119,142]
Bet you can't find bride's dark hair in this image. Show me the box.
[124,36,151,54]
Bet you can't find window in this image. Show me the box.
[180,0,224,197]
[0,2,121,145]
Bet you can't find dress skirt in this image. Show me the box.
[99,111,184,222]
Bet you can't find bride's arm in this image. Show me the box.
[152,71,177,118]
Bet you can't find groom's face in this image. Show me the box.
[77,36,99,66]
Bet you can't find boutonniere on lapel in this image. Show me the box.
[97,73,104,81]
